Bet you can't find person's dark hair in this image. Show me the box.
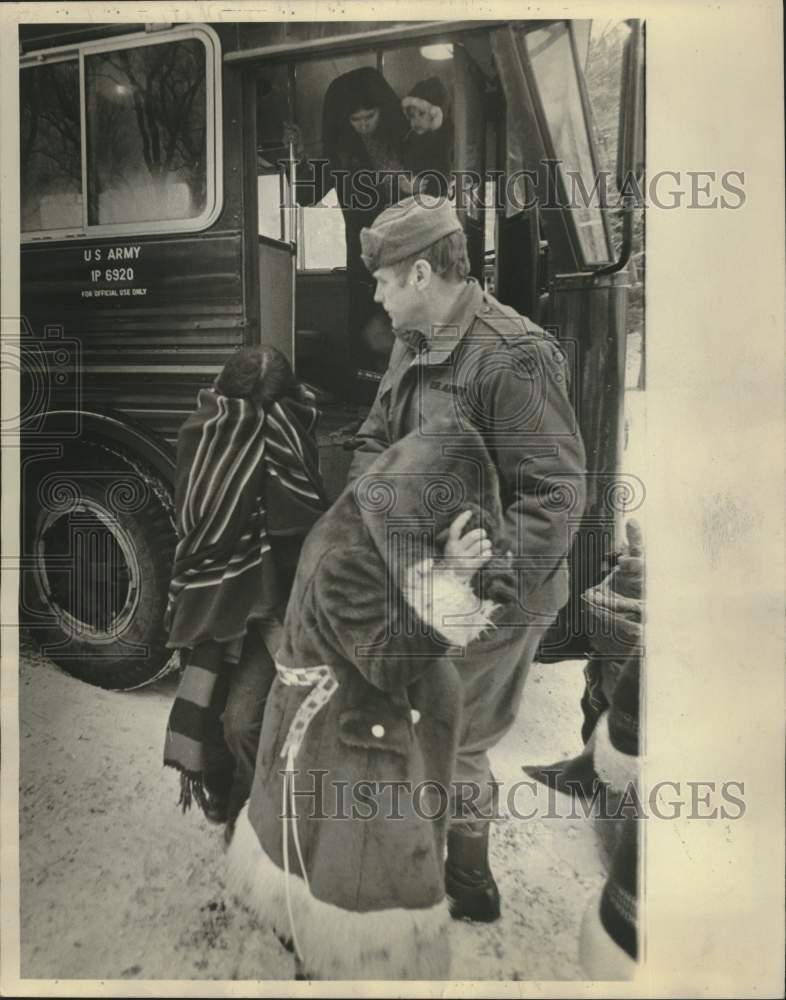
[322,67,408,171]
[215,345,301,407]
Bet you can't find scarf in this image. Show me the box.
[163,387,326,813]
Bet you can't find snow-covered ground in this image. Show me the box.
[16,382,647,986]
[18,637,607,983]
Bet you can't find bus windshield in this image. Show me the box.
[524,21,613,264]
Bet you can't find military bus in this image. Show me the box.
[18,18,644,689]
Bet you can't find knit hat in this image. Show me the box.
[402,77,448,132]
[360,195,462,272]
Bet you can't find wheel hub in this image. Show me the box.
[33,498,141,643]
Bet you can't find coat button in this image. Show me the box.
[371,724,385,738]
[411,709,421,724]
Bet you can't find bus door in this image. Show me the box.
[252,65,297,366]
[490,20,644,658]
[292,51,378,398]
[248,34,498,404]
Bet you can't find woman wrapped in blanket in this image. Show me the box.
[163,346,327,834]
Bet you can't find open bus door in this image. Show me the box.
[491,20,644,658]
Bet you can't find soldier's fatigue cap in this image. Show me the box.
[360,196,463,273]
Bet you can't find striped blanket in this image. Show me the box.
[164,387,326,813]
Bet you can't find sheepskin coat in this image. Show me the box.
[227,423,508,980]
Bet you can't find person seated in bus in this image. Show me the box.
[163,345,327,834]
[226,416,519,981]
[402,76,454,199]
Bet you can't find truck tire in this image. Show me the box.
[22,443,178,690]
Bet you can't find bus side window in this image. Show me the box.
[21,26,220,239]
[84,39,209,226]
[21,61,83,233]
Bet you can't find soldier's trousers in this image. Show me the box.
[450,616,557,836]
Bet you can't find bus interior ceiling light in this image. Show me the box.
[420,43,454,60]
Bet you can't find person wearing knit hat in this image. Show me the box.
[402,77,453,199]
[403,77,449,135]
[350,198,587,924]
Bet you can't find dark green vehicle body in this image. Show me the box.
[19,18,643,687]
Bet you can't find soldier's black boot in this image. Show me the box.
[444,827,501,923]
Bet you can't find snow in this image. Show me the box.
[19,635,606,982]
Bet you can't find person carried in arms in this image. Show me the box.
[348,196,587,923]
[402,76,454,199]
[163,346,327,836]
[227,412,522,980]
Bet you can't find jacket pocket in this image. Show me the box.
[337,708,411,758]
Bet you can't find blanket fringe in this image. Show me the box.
[164,762,209,816]
[179,771,210,815]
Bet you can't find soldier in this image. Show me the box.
[349,195,587,922]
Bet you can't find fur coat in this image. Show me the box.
[227,420,511,979]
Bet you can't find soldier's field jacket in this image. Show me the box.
[349,278,587,617]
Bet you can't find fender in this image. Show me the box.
[21,408,177,488]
